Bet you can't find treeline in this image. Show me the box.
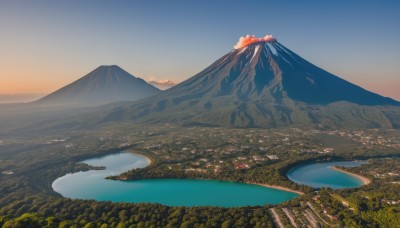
[0,195,275,227]
[318,187,400,228]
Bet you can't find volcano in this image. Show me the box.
[36,65,160,105]
[102,36,400,128]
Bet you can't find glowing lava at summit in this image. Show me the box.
[234,35,277,49]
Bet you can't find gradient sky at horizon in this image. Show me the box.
[1,0,400,100]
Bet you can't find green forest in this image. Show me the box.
[1,127,400,227]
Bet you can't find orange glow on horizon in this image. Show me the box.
[2,75,399,101]
[0,63,399,102]
[0,68,78,94]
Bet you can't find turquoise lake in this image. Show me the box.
[52,152,299,207]
[287,161,367,189]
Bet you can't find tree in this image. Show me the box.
[84,222,96,228]
[221,220,231,228]
[116,222,126,228]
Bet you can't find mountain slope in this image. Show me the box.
[100,39,400,128]
[36,65,160,105]
[157,41,398,106]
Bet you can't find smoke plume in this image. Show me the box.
[148,77,176,90]
[234,35,277,49]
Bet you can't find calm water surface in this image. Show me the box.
[52,152,299,207]
[287,161,367,189]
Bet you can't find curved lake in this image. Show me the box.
[52,152,299,207]
[287,161,368,189]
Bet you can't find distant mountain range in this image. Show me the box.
[148,80,176,90]
[36,65,160,105]
[98,39,400,129]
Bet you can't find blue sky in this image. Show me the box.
[1,0,399,99]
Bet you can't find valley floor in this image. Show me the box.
[0,125,399,227]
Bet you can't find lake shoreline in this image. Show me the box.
[126,151,303,196]
[127,150,153,166]
[330,166,371,185]
[54,152,301,207]
[250,183,304,195]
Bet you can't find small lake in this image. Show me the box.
[52,152,299,207]
[287,161,368,189]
